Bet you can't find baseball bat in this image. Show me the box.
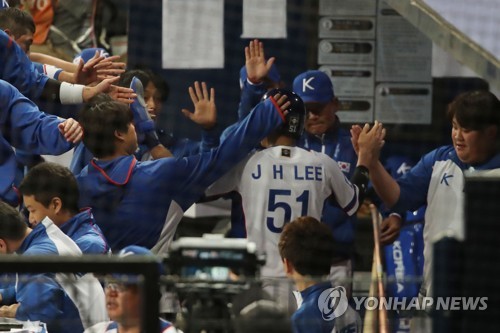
[362,251,379,333]
[370,204,389,333]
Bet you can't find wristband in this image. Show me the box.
[59,82,84,104]
[246,78,263,86]
[43,64,62,79]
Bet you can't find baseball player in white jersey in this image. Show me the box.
[206,89,384,311]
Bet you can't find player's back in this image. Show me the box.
[237,146,354,278]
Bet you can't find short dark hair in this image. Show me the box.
[279,216,334,276]
[0,201,28,241]
[119,68,170,102]
[0,7,35,38]
[118,69,152,89]
[447,90,500,131]
[78,94,133,158]
[19,162,80,213]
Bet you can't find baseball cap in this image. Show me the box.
[111,245,165,284]
[73,47,109,64]
[292,70,334,104]
[239,63,281,89]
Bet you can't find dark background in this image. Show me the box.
[126,0,489,164]
[127,0,318,141]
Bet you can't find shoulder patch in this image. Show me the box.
[337,161,351,173]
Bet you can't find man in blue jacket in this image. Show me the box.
[76,82,289,253]
[293,70,359,294]
[353,90,500,301]
[19,161,110,254]
[0,201,107,333]
[70,69,220,174]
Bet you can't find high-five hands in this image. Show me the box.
[351,120,386,168]
[182,81,217,130]
[245,39,276,84]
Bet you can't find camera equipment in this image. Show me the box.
[165,234,265,333]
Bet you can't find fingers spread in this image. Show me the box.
[209,87,215,102]
[194,81,203,100]
[188,86,198,103]
[201,82,209,100]
[181,108,193,119]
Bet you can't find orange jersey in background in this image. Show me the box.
[20,0,56,44]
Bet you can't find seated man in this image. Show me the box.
[279,216,362,333]
[19,161,110,254]
[0,201,107,333]
[84,245,178,333]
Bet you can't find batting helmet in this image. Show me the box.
[264,89,306,139]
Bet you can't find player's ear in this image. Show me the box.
[0,238,9,254]
[282,258,293,275]
[3,28,12,37]
[114,129,126,142]
[52,197,63,214]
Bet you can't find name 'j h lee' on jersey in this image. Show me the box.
[251,163,323,181]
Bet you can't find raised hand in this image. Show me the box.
[83,76,136,104]
[91,55,127,81]
[181,81,217,130]
[350,124,362,154]
[73,51,126,85]
[355,121,386,168]
[245,39,276,84]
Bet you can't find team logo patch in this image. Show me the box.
[288,115,300,134]
[281,148,291,157]
[337,161,351,173]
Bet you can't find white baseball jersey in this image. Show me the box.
[206,146,359,278]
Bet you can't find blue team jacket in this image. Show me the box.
[391,146,500,297]
[0,30,48,100]
[59,208,110,254]
[237,79,267,120]
[70,124,220,175]
[298,121,358,256]
[0,80,73,205]
[76,98,285,253]
[15,222,86,333]
[293,282,361,333]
